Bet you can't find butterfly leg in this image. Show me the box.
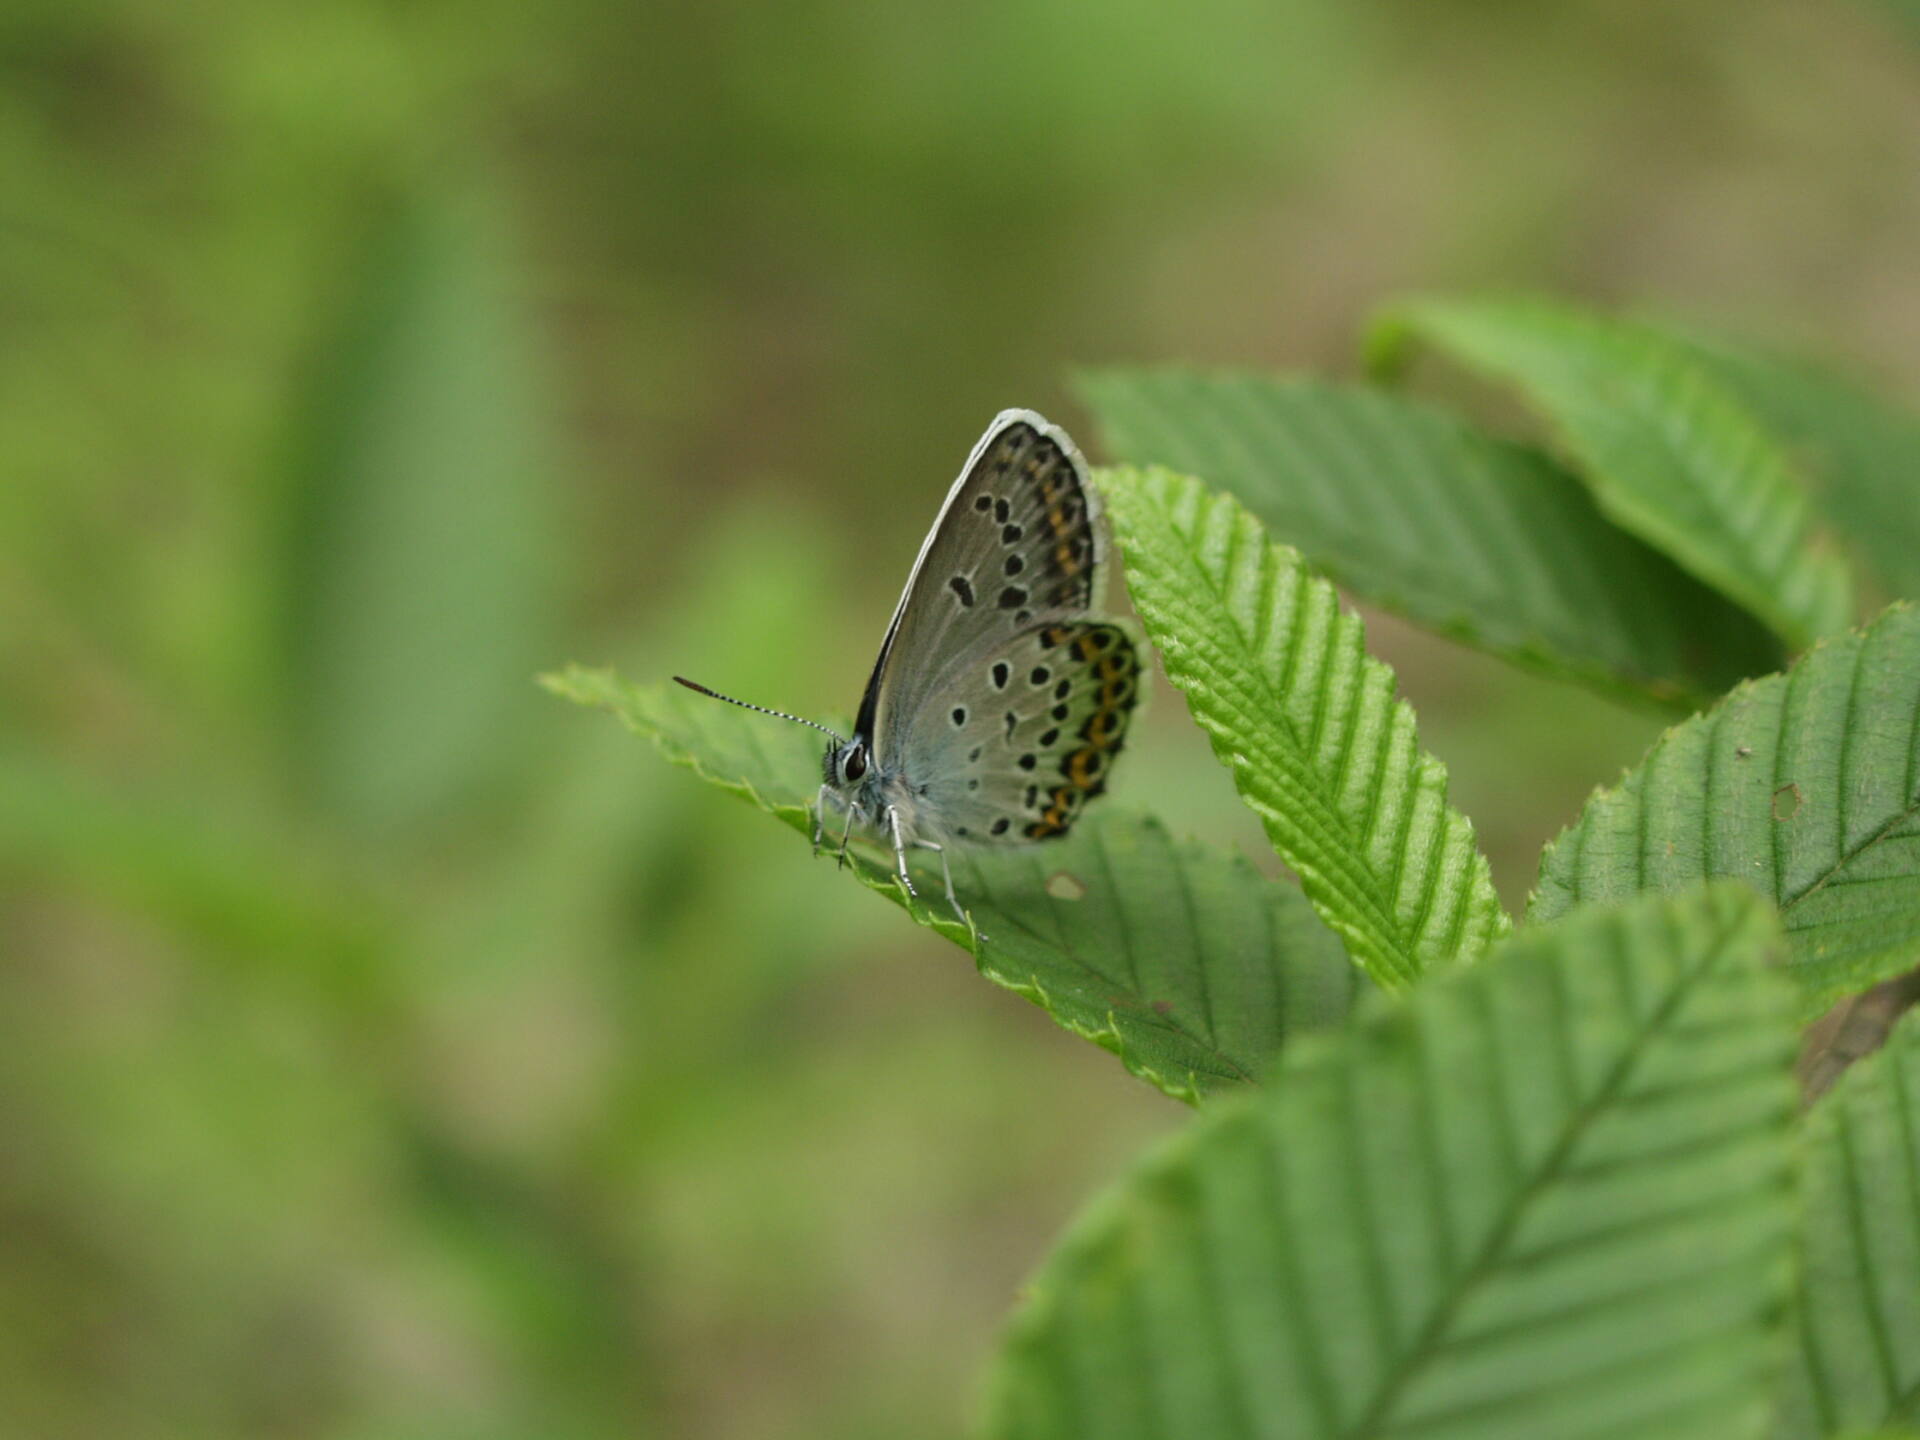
[886,806,922,902]
[834,798,864,871]
[913,839,965,926]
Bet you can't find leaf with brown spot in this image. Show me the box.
[544,665,1365,1102]
[1533,602,1920,1013]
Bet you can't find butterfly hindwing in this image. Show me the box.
[904,620,1140,844]
[861,411,1101,761]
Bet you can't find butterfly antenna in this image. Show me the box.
[672,676,845,743]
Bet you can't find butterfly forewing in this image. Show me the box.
[861,411,1102,759]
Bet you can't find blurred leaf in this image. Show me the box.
[542,666,1365,1104]
[278,179,560,836]
[1079,369,1782,711]
[1369,295,1856,650]
[0,744,389,988]
[984,884,1797,1440]
[1882,0,1920,40]
[1779,1008,1920,1439]
[1533,603,1920,1014]
[1098,466,1508,989]
[1648,331,1920,605]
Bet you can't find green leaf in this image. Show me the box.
[1098,466,1508,990]
[542,665,1364,1103]
[277,180,560,836]
[984,883,1798,1440]
[1369,295,1855,650]
[1650,332,1920,605]
[1079,370,1781,710]
[1532,603,1920,1014]
[1778,1009,1920,1438]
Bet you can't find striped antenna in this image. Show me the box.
[673,676,846,743]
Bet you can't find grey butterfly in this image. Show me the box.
[676,409,1140,927]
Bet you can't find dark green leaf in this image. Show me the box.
[1651,333,1920,605]
[1369,295,1855,649]
[1079,370,1781,709]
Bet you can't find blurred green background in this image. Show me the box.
[5,3,1919,1436]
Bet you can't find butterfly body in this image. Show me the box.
[680,410,1140,926]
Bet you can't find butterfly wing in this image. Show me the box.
[904,620,1141,843]
[857,410,1102,762]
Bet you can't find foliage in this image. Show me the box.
[986,885,1797,1440]
[278,182,560,836]
[542,666,1365,1103]
[1368,296,1856,650]
[1078,369,1780,711]
[1780,1008,1920,1438]
[561,292,1920,1435]
[1649,330,1920,606]
[1534,602,1920,1014]
[17,5,1920,1434]
[1095,465,1508,988]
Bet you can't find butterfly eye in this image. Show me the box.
[842,744,868,782]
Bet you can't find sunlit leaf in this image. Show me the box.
[543,666,1364,1103]
[1778,1009,1920,1439]
[1533,603,1920,1013]
[984,884,1797,1440]
[1079,370,1781,710]
[1369,295,1855,649]
[1098,466,1507,989]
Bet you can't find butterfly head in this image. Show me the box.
[823,736,871,788]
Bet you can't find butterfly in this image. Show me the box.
[675,409,1141,928]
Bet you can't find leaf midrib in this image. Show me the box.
[1146,491,1423,977]
[1342,914,1750,1438]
